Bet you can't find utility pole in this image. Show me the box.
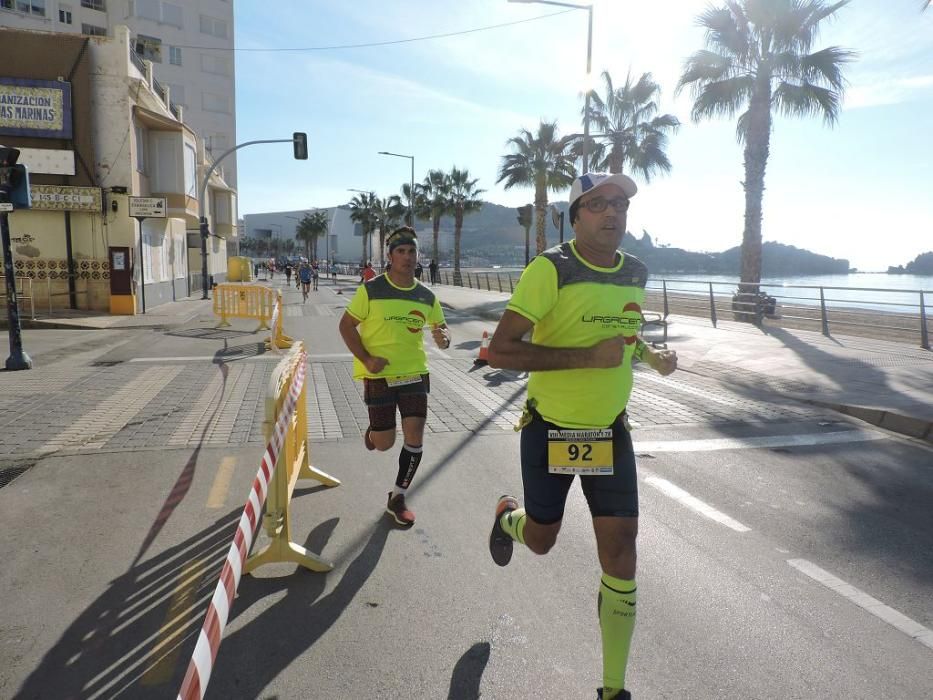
[0,146,33,370]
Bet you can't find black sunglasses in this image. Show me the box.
[580,195,630,213]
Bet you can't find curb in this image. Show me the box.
[802,399,933,445]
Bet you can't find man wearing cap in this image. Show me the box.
[486,173,677,700]
[338,226,451,527]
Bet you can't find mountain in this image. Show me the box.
[888,252,933,275]
[428,200,849,275]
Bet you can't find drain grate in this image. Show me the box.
[0,465,32,490]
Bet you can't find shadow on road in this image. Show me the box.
[448,642,491,700]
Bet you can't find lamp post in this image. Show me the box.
[508,0,593,173]
[377,151,415,226]
[348,188,374,263]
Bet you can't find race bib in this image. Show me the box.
[547,428,614,475]
[386,375,422,388]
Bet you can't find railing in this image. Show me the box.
[434,270,931,349]
[129,47,147,75]
[0,276,36,320]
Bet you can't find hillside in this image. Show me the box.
[428,200,849,275]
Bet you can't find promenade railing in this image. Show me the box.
[436,270,930,349]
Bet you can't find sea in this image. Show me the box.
[462,269,933,314]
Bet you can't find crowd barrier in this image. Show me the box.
[177,341,339,700]
[213,283,276,330]
[265,291,293,351]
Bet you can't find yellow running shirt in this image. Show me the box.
[346,274,445,380]
[507,241,647,429]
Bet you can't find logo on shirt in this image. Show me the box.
[384,309,426,333]
[581,302,642,344]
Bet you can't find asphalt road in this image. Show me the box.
[2,280,931,700]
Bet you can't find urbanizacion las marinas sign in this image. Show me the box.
[0,77,72,139]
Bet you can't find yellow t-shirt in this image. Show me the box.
[346,274,446,380]
[507,241,647,428]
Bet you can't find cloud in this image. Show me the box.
[845,73,933,109]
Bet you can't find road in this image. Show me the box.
[1,278,931,699]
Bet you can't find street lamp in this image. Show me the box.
[377,151,415,226]
[508,0,593,173]
[348,188,374,262]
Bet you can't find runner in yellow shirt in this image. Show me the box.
[338,227,451,526]
[486,173,677,700]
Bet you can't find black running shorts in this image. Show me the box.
[519,412,638,524]
[363,374,430,431]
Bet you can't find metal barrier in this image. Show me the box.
[0,276,36,320]
[213,283,276,330]
[177,341,339,700]
[245,341,339,574]
[434,269,931,349]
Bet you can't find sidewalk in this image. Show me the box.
[430,284,933,443]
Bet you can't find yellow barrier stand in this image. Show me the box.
[264,291,294,350]
[213,283,276,330]
[245,341,340,574]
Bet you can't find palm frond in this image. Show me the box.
[773,81,841,125]
[690,75,755,121]
[678,50,741,95]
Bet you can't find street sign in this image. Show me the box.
[0,203,12,212]
[128,196,166,218]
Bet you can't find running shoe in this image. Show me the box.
[386,492,415,527]
[488,495,519,566]
[597,689,631,700]
[364,427,375,451]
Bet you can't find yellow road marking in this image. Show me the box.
[139,559,205,686]
[206,456,236,509]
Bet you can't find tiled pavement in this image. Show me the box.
[0,352,815,460]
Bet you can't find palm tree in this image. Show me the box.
[579,70,680,178]
[447,166,485,285]
[497,120,577,255]
[372,197,405,265]
[419,169,452,262]
[348,193,377,263]
[677,0,855,295]
[296,210,329,260]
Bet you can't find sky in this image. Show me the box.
[233,1,933,271]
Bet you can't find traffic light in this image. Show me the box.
[0,146,30,210]
[293,132,308,160]
[516,204,533,228]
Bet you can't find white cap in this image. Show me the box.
[569,172,638,207]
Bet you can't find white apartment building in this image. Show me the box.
[0,0,237,186]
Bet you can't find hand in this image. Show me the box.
[432,326,451,349]
[647,347,677,376]
[588,336,626,368]
[363,355,389,374]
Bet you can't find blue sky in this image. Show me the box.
[233,1,933,271]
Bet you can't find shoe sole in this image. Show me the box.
[385,507,415,527]
[489,496,517,567]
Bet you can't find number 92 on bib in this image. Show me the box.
[546,428,614,475]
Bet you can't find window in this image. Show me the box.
[206,133,228,155]
[184,142,197,198]
[199,14,227,38]
[59,5,72,23]
[161,1,182,28]
[81,23,106,36]
[134,124,147,174]
[15,0,45,15]
[169,46,182,66]
[80,0,104,10]
[135,34,162,62]
[200,53,230,76]
[202,91,230,114]
[129,0,158,20]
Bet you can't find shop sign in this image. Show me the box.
[0,77,72,139]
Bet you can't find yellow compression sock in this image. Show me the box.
[599,573,636,695]
[498,507,527,545]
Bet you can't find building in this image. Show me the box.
[0,0,237,186]
[241,208,377,266]
[1,25,234,313]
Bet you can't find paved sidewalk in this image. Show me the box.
[430,284,933,443]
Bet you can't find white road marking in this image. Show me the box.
[39,366,183,452]
[128,356,281,362]
[644,474,751,532]
[787,559,933,651]
[307,353,354,361]
[634,429,885,453]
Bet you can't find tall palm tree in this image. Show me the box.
[497,120,577,255]
[372,197,405,265]
[419,169,452,262]
[297,210,329,260]
[447,167,485,285]
[579,70,680,178]
[348,193,378,263]
[677,0,855,293]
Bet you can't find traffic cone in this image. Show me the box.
[474,331,491,366]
